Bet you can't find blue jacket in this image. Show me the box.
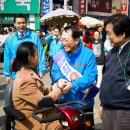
[45,34,63,57]
[3,29,46,79]
[51,40,97,108]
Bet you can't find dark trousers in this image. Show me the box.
[102,108,130,130]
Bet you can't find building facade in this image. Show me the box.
[43,0,129,17]
[0,0,41,31]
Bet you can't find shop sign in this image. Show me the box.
[121,0,128,15]
[88,0,112,16]
[2,16,14,23]
[115,0,128,15]
[66,0,73,10]
[0,0,39,14]
[79,0,86,14]
[1,15,29,23]
[53,0,72,10]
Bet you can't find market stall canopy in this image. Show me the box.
[75,16,101,27]
[40,8,80,25]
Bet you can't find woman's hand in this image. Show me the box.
[62,82,72,94]
[58,79,68,89]
[39,73,44,79]
[52,79,72,94]
[6,77,11,84]
[57,79,72,94]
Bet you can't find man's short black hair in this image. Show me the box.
[53,24,61,32]
[63,25,80,39]
[14,13,27,23]
[104,14,130,37]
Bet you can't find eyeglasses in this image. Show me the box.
[60,38,73,43]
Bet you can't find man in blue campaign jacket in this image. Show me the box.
[45,25,63,68]
[3,14,46,83]
[45,25,63,79]
[51,25,97,128]
[45,26,63,58]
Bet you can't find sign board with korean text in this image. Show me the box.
[53,0,73,10]
[121,0,128,15]
[115,0,128,15]
[88,0,112,16]
[1,14,29,23]
[0,0,39,14]
[79,0,86,15]
[42,0,50,15]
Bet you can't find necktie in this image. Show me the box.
[20,33,24,38]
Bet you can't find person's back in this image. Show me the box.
[82,27,93,49]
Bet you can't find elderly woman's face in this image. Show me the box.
[28,47,39,68]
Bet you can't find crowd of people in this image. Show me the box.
[1,13,130,130]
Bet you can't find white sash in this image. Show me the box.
[53,50,91,94]
[53,50,82,81]
[53,50,99,97]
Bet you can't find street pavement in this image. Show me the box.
[0,63,102,130]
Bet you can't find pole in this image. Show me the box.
[64,0,67,10]
[50,0,53,11]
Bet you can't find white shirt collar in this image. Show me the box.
[119,40,130,54]
[18,31,25,37]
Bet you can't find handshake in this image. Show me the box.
[52,79,72,94]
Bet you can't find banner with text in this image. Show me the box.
[88,0,112,16]
[79,0,86,15]
[42,0,50,15]
[0,0,39,14]
[115,0,128,15]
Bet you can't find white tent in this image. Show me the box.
[40,8,80,25]
[80,16,101,26]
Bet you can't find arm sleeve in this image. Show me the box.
[45,34,53,45]
[51,61,65,83]
[19,78,62,106]
[71,53,97,95]
[3,38,12,77]
[36,35,46,74]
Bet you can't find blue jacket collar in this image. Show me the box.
[14,28,31,39]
